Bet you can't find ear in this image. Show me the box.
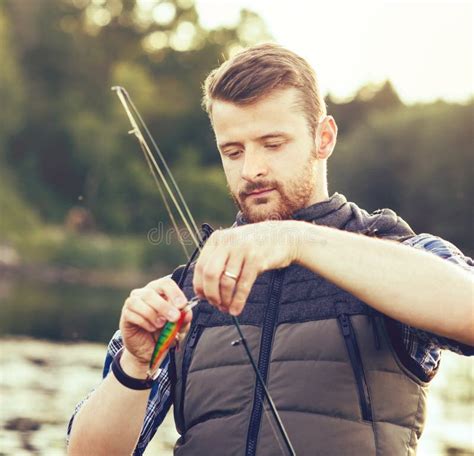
[315,115,338,160]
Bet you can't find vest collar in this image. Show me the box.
[235,193,352,230]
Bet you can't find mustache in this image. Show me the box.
[239,181,278,198]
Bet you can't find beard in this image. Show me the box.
[230,155,317,223]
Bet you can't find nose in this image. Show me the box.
[241,148,268,181]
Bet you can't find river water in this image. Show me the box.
[0,278,472,455]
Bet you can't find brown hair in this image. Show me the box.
[202,43,326,136]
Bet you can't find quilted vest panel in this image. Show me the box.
[170,194,427,455]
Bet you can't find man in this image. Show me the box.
[67,43,473,455]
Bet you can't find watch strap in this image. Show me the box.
[111,349,154,390]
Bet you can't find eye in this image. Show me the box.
[264,142,284,150]
[226,150,242,159]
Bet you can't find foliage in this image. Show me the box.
[331,99,474,255]
[0,0,472,265]
[3,219,186,272]
[0,8,25,149]
[0,168,40,236]
[1,0,268,233]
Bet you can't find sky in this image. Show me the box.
[194,0,473,104]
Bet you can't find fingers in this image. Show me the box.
[201,251,229,308]
[191,221,300,314]
[123,295,164,333]
[220,253,245,309]
[147,277,188,309]
[122,271,197,335]
[130,286,181,322]
[194,229,259,315]
[229,259,258,316]
[194,230,242,310]
[194,248,253,316]
[124,302,159,333]
[193,234,218,301]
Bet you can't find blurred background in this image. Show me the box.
[0,0,472,454]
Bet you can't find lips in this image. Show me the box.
[247,188,274,197]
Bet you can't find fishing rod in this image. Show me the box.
[112,86,296,456]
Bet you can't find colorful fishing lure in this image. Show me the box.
[147,297,200,378]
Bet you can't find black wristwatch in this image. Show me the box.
[111,349,154,390]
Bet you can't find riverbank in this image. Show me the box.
[0,338,178,455]
[0,261,157,290]
[1,337,473,455]
[0,224,182,290]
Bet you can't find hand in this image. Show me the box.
[193,220,302,316]
[119,277,191,374]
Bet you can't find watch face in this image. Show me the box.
[149,367,162,381]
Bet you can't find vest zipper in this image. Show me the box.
[169,349,181,433]
[369,314,381,350]
[179,323,203,430]
[246,270,285,456]
[337,313,373,422]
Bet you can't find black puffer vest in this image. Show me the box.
[170,193,428,455]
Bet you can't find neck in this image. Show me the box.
[307,187,330,207]
[306,163,329,207]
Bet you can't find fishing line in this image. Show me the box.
[113,86,295,455]
[113,86,202,250]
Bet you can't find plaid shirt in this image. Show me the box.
[67,233,474,455]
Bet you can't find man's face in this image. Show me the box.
[211,88,319,222]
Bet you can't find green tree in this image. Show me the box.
[330,100,474,255]
[3,0,271,232]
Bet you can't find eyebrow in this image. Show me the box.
[218,131,291,150]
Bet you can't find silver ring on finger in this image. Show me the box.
[223,270,238,280]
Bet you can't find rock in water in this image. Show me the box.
[5,417,41,432]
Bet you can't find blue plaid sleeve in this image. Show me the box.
[395,233,474,378]
[404,233,474,273]
[66,330,173,455]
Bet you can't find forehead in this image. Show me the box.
[211,88,307,143]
